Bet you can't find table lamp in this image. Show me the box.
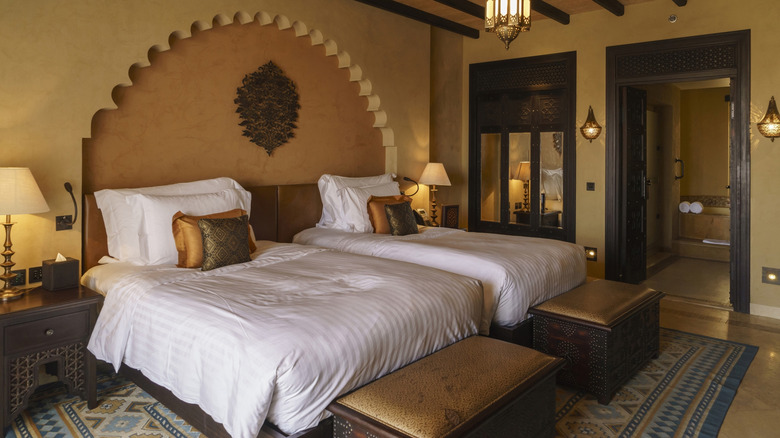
[512,161,531,211]
[418,163,451,227]
[0,168,49,301]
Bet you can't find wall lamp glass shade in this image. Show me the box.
[757,96,780,142]
[580,106,602,142]
[485,0,531,50]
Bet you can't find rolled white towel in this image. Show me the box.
[679,201,690,213]
[689,201,703,214]
[703,238,730,246]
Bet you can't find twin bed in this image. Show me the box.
[81,178,585,438]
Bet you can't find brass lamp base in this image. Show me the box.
[0,286,27,302]
[2,217,25,302]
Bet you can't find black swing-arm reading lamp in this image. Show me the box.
[55,182,78,231]
[402,176,420,196]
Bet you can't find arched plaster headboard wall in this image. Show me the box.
[83,12,392,192]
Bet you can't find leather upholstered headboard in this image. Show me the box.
[82,184,321,272]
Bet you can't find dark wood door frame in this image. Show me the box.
[605,30,751,312]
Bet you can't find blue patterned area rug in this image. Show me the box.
[6,328,756,438]
[555,328,758,438]
[6,369,202,438]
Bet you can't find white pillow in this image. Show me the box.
[316,173,396,229]
[95,177,243,261]
[541,168,564,201]
[125,188,252,266]
[338,182,401,232]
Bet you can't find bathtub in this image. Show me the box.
[673,207,730,262]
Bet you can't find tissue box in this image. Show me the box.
[42,257,80,291]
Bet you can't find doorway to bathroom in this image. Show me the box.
[640,81,732,307]
[604,30,750,313]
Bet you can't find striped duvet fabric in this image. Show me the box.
[294,227,587,333]
[86,242,482,438]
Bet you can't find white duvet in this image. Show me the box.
[294,227,586,334]
[86,242,482,438]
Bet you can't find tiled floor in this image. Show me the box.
[645,256,731,307]
[661,297,780,437]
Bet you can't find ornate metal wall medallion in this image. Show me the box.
[235,61,300,156]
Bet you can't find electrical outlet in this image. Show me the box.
[586,182,596,191]
[29,266,43,283]
[56,215,73,231]
[10,269,25,286]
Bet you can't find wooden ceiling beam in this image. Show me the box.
[355,0,480,39]
[672,0,687,6]
[592,0,625,16]
[433,0,484,19]
[532,0,570,25]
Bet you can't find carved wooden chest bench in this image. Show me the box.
[529,279,664,404]
[328,336,564,438]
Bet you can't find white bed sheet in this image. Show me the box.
[86,242,482,438]
[294,227,586,334]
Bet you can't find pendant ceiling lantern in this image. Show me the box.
[485,0,531,50]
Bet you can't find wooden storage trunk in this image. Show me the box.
[329,336,564,438]
[529,280,664,404]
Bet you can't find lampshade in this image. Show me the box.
[485,0,531,50]
[757,96,780,142]
[419,163,451,186]
[580,106,602,142]
[0,168,49,215]
[512,161,531,181]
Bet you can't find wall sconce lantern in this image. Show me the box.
[584,246,598,262]
[580,106,602,142]
[485,0,531,50]
[757,96,780,142]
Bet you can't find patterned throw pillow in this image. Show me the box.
[367,195,413,234]
[384,202,419,236]
[172,208,256,268]
[198,215,252,271]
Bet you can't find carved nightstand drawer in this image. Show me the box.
[4,310,89,355]
[0,286,102,428]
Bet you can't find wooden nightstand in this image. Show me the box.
[513,210,560,227]
[0,285,102,428]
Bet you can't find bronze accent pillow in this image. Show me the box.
[172,209,256,268]
[198,215,252,271]
[367,195,413,234]
[384,202,419,236]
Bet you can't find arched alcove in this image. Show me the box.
[84,11,394,192]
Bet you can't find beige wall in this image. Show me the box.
[680,88,731,198]
[0,0,430,273]
[430,28,465,226]
[455,0,780,312]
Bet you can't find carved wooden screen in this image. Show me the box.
[468,52,576,242]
